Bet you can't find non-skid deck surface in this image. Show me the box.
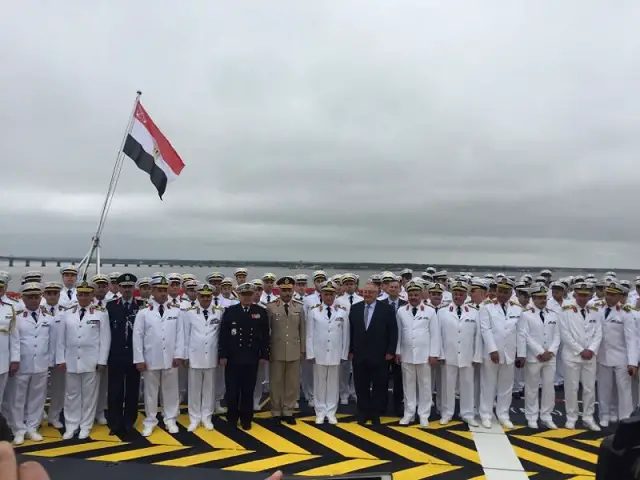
[15,400,608,480]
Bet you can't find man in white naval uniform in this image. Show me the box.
[335,273,362,406]
[596,281,637,427]
[396,281,440,426]
[426,282,449,415]
[307,281,349,425]
[90,274,111,426]
[519,284,561,429]
[56,280,111,440]
[105,273,122,302]
[7,283,54,445]
[58,266,78,308]
[558,282,602,431]
[547,281,566,389]
[302,270,326,407]
[0,277,19,412]
[133,276,185,437]
[478,277,524,429]
[438,281,482,427]
[183,283,223,432]
[0,272,20,310]
[293,275,308,302]
[252,273,278,411]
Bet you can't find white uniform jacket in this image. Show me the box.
[42,304,66,368]
[597,303,637,367]
[306,303,349,366]
[396,303,440,364]
[16,308,54,374]
[56,305,111,373]
[132,300,185,370]
[58,288,77,308]
[519,306,561,363]
[479,300,523,364]
[0,301,20,375]
[336,293,364,314]
[559,303,603,364]
[182,305,223,369]
[438,303,482,367]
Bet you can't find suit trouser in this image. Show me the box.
[188,367,215,425]
[0,373,8,411]
[96,368,108,419]
[253,362,269,408]
[597,364,633,421]
[313,364,339,419]
[107,363,140,430]
[401,362,432,420]
[142,368,179,429]
[215,366,225,403]
[392,361,403,412]
[524,360,556,421]
[564,360,596,423]
[301,359,315,401]
[48,368,65,422]
[443,365,474,420]
[270,360,300,417]
[480,361,515,421]
[8,373,48,435]
[65,371,99,433]
[339,361,355,402]
[226,362,258,425]
[353,360,388,419]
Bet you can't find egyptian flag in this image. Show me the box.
[123,102,185,199]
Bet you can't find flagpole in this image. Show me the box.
[79,91,142,280]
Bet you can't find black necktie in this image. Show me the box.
[80,308,86,320]
[284,303,289,316]
[267,295,271,303]
[214,297,219,306]
[580,308,586,319]
[412,306,418,316]
[540,311,545,323]
[97,300,102,307]
[244,307,249,314]
[349,295,354,305]
[605,307,611,319]
[501,304,507,315]
[31,312,38,323]
[327,306,332,319]
[456,306,462,318]
[172,298,178,305]
[203,309,209,320]
[159,305,165,317]
[391,301,396,312]
[50,307,54,315]
[191,300,196,307]
[67,290,72,300]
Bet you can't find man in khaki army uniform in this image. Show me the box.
[267,276,305,424]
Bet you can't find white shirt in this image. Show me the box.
[438,303,482,367]
[59,288,77,308]
[105,291,122,302]
[558,303,603,364]
[306,303,349,366]
[132,300,184,370]
[479,300,523,364]
[16,307,54,374]
[56,305,111,373]
[519,306,561,363]
[260,291,279,305]
[396,303,440,364]
[597,303,637,367]
[182,305,223,369]
[336,292,364,314]
[0,302,20,374]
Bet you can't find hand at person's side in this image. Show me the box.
[0,442,50,480]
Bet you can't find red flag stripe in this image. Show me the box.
[133,102,185,176]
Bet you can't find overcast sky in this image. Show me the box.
[1,1,640,269]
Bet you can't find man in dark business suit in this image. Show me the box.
[349,283,398,425]
[386,279,407,416]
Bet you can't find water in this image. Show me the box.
[2,261,639,291]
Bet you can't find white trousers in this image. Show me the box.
[480,361,515,421]
[564,360,596,423]
[524,360,556,421]
[253,362,269,408]
[554,344,564,385]
[48,368,66,421]
[8,373,48,434]
[339,361,355,401]
[96,368,108,419]
[301,359,314,401]
[215,366,225,402]
[431,363,443,412]
[65,371,98,432]
[513,366,525,392]
[313,364,339,419]
[443,364,474,420]
[597,364,633,421]
[143,368,179,428]
[401,362,432,419]
[0,372,8,407]
[188,367,215,425]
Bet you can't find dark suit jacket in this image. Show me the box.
[219,303,270,365]
[106,297,145,366]
[349,300,398,364]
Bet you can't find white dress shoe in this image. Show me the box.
[96,415,107,425]
[165,422,179,434]
[78,430,91,440]
[583,418,601,432]
[463,417,479,428]
[481,419,492,429]
[187,423,198,432]
[541,419,558,429]
[399,415,414,426]
[527,421,538,429]
[600,419,609,428]
[49,420,63,429]
[62,430,76,440]
[327,416,338,425]
[565,420,576,429]
[439,416,452,425]
[315,416,325,425]
[141,427,153,437]
[26,431,43,442]
[203,421,214,431]
[500,419,514,429]
[12,433,24,446]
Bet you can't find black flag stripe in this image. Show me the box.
[123,134,168,199]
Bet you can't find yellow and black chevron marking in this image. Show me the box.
[16,412,605,479]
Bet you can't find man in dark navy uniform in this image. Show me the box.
[106,273,144,437]
[219,283,270,430]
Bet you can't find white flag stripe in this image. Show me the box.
[130,118,178,182]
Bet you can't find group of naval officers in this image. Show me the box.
[0,265,639,445]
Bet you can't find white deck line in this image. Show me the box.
[470,418,529,480]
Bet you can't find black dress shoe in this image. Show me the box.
[285,416,296,425]
[371,417,381,426]
[356,415,367,425]
[241,422,252,431]
[273,416,282,424]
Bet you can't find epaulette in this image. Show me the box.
[335,304,347,310]
[58,305,67,311]
[509,300,522,307]
[586,304,598,313]
[523,307,534,313]
[292,298,303,304]
[466,304,478,310]
[562,304,575,311]
[93,306,105,312]
[622,304,633,312]
[481,298,493,305]
[71,306,78,313]
[310,304,321,310]
[39,307,51,316]
[213,304,225,310]
[269,299,281,306]
[15,309,24,316]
